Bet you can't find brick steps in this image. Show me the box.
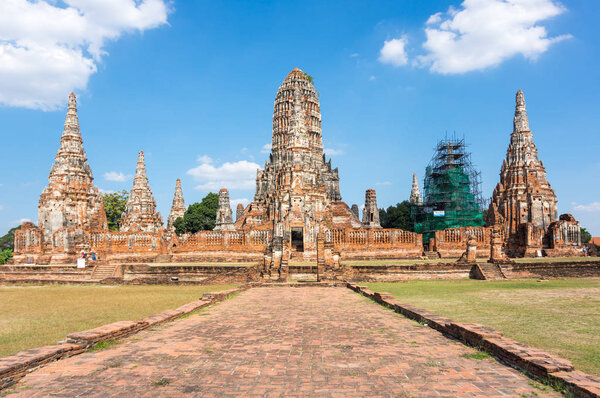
[476,263,506,280]
[90,263,119,280]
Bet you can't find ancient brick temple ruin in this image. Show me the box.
[487,90,581,257]
[12,75,582,266]
[120,151,163,233]
[166,179,185,232]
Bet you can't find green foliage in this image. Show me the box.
[0,249,13,265]
[103,190,128,231]
[303,72,314,83]
[581,227,592,244]
[379,201,413,231]
[175,193,219,235]
[0,225,21,251]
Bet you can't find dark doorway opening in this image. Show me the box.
[291,227,304,252]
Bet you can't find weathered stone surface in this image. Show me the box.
[487,90,579,256]
[166,178,185,232]
[235,203,244,221]
[409,173,422,205]
[30,93,108,254]
[214,188,235,231]
[362,189,381,229]
[120,151,163,233]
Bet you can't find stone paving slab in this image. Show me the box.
[5,287,559,397]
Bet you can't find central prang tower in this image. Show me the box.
[238,68,360,254]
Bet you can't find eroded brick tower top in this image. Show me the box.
[166,178,185,231]
[120,151,163,233]
[38,93,107,245]
[487,90,558,236]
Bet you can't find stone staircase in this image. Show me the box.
[475,263,507,280]
[90,263,121,280]
[424,251,440,260]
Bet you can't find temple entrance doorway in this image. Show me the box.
[291,227,304,252]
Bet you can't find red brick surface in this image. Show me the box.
[7,287,561,396]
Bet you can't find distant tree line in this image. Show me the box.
[379,201,413,231]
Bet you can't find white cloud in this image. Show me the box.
[376,181,392,186]
[104,171,131,182]
[573,202,600,212]
[324,148,344,156]
[378,36,409,67]
[0,205,3,211]
[426,12,443,25]
[98,188,115,194]
[230,198,250,210]
[260,143,272,154]
[196,155,214,164]
[0,0,170,110]
[187,159,260,191]
[369,75,376,81]
[417,0,571,74]
[350,53,359,57]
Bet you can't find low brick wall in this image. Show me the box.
[348,283,600,397]
[347,263,472,281]
[0,287,246,391]
[503,261,600,279]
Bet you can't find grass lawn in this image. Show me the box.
[366,278,600,376]
[0,284,237,357]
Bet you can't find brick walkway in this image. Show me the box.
[7,287,558,397]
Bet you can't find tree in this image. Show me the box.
[581,227,592,244]
[103,190,129,231]
[0,225,21,251]
[175,193,219,235]
[379,201,413,231]
[0,249,13,265]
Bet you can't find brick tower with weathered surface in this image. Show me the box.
[487,90,559,255]
[120,151,163,233]
[235,203,244,221]
[236,67,361,255]
[166,179,185,231]
[214,189,235,231]
[410,173,422,205]
[37,93,108,253]
[362,189,381,229]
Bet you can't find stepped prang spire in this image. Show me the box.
[37,93,107,250]
[167,178,186,231]
[214,189,235,231]
[487,90,558,252]
[513,89,530,133]
[410,173,422,205]
[120,150,163,233]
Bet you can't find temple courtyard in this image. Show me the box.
[3,282,600,396]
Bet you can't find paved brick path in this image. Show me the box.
[8,287,558,397]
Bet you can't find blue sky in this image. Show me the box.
[0,0,599,235]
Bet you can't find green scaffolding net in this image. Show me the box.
[412,138,486,243]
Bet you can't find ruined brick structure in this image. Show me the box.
[14,94,108,261]
[409,173,422,205]
[166,179,185,232]
[487,90,580,256]
[362,189,381,229]
[214,189,235,231]
[120,151,163,233]
[235,204,244,221]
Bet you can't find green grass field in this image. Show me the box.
[0,284,237,357]
[366,278,600,376]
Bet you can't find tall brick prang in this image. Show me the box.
[167,179,185,231]
[37,93,107,252]
[120,151,163,233]
[487,90,559,254]
[409,173,422,205]
[362,189,381,229]
[214,189,235,231]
